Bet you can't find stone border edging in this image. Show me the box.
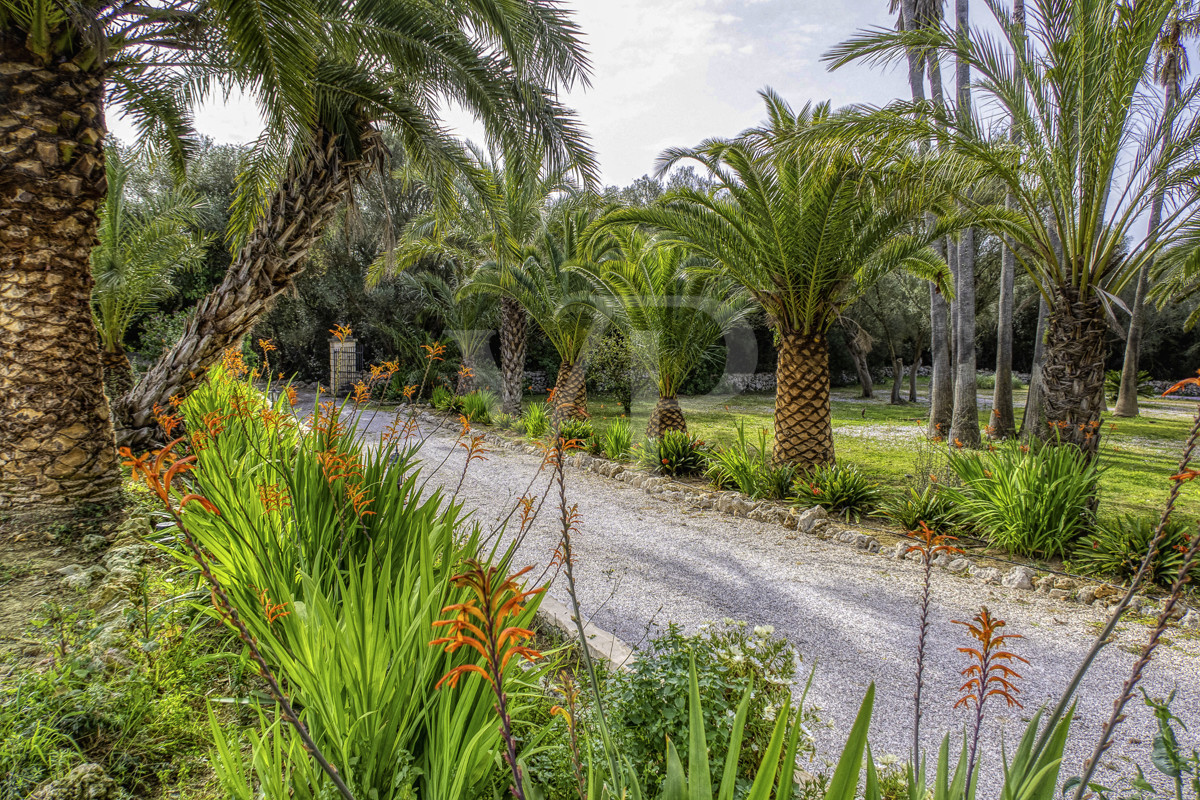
[536,595,634,670]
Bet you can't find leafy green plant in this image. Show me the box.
[706,421,767,496]
[1072,515,1198,587]
[879,485,961,534]
[798,463,882,521]
[601,416,633,460]
[1106,369,1154,400]
[522,402,550,440]
[460,389,497,424]
[976,374,1026,391]
[557,417,595,445]
[431,384,460,412]
[946,443,1101,558]
[605,622,815,798]
[492,412,514,431]
[641,430,708,477]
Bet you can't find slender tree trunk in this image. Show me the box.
[499,296,527,416]
[909,352,921,403]
[100,348,136,401]
[891,355,906,405]
[949,0,980,448]
[773,328,833,467]
[114,128,378,448]
[456,350,477,395]
[550,360,587,426]
[1039,287,1108,459]
[843,321,874,398]
[0,45,121,511]
[1021,301,1049,443]
[925,45,953,438]
[990,0,1022,439]
[1116,83,1177,417]
[646,394,686,438]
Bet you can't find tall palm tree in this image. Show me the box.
[91,148,208,399]
[1115,0,1199,417]
[948,0,980,447]
[990,0,1024,440]
[112,6,595,448]
[401,270,496,395]
[373,143,584,416]
[594,94,953,467]
[469,202,605,424]
[827,0,1200,458]
[577,229,751,436]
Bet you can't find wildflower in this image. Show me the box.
[167,394,183,408]
[421,341,446,362]
[284,386,298,406]
[329,324,352,342]
[120,439,218,515]
[256,588,290,624]
[1169,469,1199,484]
[257,338,276,353]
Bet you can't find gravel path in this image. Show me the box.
[327,399,1200,793]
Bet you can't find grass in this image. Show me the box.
[552,380,1199,522]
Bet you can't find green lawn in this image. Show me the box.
[557,382,1200,523]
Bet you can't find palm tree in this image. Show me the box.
[827,0,1200,458]
[577,229,751,436]
[373,143,584,416]
[402,270,496,395]
[91,148,208,399]
[110,3,597,448]
[594,94,953,467]
[471,202,605,425]
[1115,0,1199,417]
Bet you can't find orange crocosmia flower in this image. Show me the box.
[284,386,298,406]
[421,341,446,362]
[258,338,276,353]
[329,324,352,342]
[168,394,184,409]
[352,381,372,404]
[120,439,218,515]
[952,607,1028,711]
[1170,469,1200,484]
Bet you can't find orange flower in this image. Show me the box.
[1170,469,1200,484]
[952,607,1028,711]
[168,394,184,409]
[329,324,353,342]
[402,384,417,401]
[257,338,276,353]
[284,385,298,406]
[352,380,371,404]
[905,520,963,563]
[421,341,446,362]
[120,439,218,515]
[1161,368,1200,396]
[257,483,291,514]
[256,588,291,624]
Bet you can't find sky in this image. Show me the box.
[108,1,914,188]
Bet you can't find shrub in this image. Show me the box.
[946,442,1100,558]
[606,621,816,797]
[640,430,708,477]
[975,373,1026,390]
[557,417,594,445]
[522,402,550,440]
[879,485,961,534]
[600,417,633,460]
[797,463,882,520]
[1072,515,1198,587]
[705,421,796,499]
[492,412,513,431]
[1104,369,1155,400]
[460,389,497,424]
[431,384,459,412]
[757,462,801,501]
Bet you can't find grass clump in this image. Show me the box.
[460,389,497,424]
[600,417,633,460]
[878,485,961,534]
[640,430,708,477]
[522,402,551,440]
[797,463,881,521]
[1072,515,1199,587]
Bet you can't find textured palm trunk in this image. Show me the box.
[100,348,136,401]
[499,296,527,416]
[0,45,121,511]
[1039,287,1107,459]
[646,395,686,438]
[114,129,376,448]
[773,328,833,467]
[1117,81,1177,418]
[550,360,587,426]
[1020,295,1049,441]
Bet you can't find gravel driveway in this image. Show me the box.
[325,399,1200,793]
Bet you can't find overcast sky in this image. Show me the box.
[109,1,917,187]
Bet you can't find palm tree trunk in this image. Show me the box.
[925,45,953,439]
[990,0,1021,440]
[100,348,136,401]
[550,360,587,426]
[1021,295,1049,441]
[646,395,687,438]
[456,353,477,395]
[773,328,833,467]
[1039,287,1107,459]
[0,46,121,511]
[499,296,527,416]
[113,129,377,448]
[1116,82,1177,417]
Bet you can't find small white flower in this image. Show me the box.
[753,625,775,637]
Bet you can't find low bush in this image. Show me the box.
[606,621,817,797]
[522,402,551,440]
[797,463,882,520]
[492,411,513,430]
[976,373,1027,390]
[431,384,460,412]
[946,442,1100,558]
[600,417,633,460]
[705,421,797,499]
[1071,515,1199,587]
[557,417,595,446]
[640,430,708,477]
[879,484,961,533]
[460,389,497,424]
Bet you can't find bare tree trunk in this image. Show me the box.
[891,355,905,405]
[114,129,379,448]
[843,320,874,398]
[1116,82,1177,417]
[909,352,921,403]
[0,46,120,511]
